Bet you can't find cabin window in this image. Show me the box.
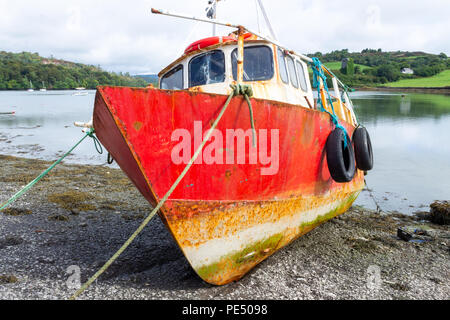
[277,49,289,84]
[232,46,274,81]
[189,50,225,87]
[296,60,308,92]
[286,55,298,88]
[160,65,183,90]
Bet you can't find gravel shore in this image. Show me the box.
[0,155,448,300]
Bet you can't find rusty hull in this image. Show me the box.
[93,86,365,285]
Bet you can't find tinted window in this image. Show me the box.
[296,61,308,92]
[286,55,298,88]
[277,49,288,84]
[232,46,274,81]
[189,50,225,87]
[161,65,183,90]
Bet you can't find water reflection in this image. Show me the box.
[352,92,450,121]
[0,90,104,165]
[350,91,450,213]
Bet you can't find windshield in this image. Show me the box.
[296,60,308,92]
[160,65,183,90]
[277,49,289,84]
[286,55,298,88]
[232,46,274,81]
[189,50,225,87]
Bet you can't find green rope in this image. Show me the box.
[91,134,103,154]
[0,128,95,213]
[70,86,249,300]
[231,84,256,147]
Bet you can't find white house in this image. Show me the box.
[401,68,414,75]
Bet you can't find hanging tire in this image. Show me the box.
[353,127,373,171]
[326,128,356,183]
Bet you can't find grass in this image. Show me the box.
[324,61,372,71]
[384,70,450,88]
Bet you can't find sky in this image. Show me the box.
[0,0,449,74]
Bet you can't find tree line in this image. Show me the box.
[0,51,148,90]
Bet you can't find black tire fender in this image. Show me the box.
[353,127,373,171]
[326,128,356,183]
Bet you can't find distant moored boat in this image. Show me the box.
[27,80,34,92]
[40,81,47,92]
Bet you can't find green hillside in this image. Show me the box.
[0,51,148,90]
[324,61,372,72]
[383,69,450,88]
[308,49,449,88]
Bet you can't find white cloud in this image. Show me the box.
[0,0,449,74]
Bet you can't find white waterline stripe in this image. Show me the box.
[184,198,345,269]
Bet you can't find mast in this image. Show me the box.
[151,7,313,64]
[256,0,277,40]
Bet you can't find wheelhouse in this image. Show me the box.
[159,38,314,108]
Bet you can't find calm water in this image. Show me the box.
[0,90,449,213]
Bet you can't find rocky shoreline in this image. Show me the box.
[0,155,448,300]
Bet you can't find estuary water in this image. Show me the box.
[0,90,449,214]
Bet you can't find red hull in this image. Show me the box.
[93,86,364,284]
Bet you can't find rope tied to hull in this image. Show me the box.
[89,131,103,155]
[70,85,254,300]
[231,84,256,147]
[310,57,349,147]
[0,128,98,213]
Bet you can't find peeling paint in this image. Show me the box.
[94,86,365,286]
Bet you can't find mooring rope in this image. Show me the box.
[0,128,97,213]
[364,178,383,213]
[70,84,254,300]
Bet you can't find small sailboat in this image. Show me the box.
[72,91,89,96]
[40,81,47,92]
[27,80,34,92]
[90,1,374,285]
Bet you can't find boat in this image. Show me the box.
[27,80,34,92]
[72,91,89,96]
[91,1,373,285]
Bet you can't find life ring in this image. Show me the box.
[184,33,255,54]
[185,36,236,54]
[353,127,373,171]
[326,128,356,183]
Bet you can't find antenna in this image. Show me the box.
[206,0,222,36]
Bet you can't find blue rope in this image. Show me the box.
[310,57,348,147]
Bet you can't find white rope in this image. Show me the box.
[254,0,261,33]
